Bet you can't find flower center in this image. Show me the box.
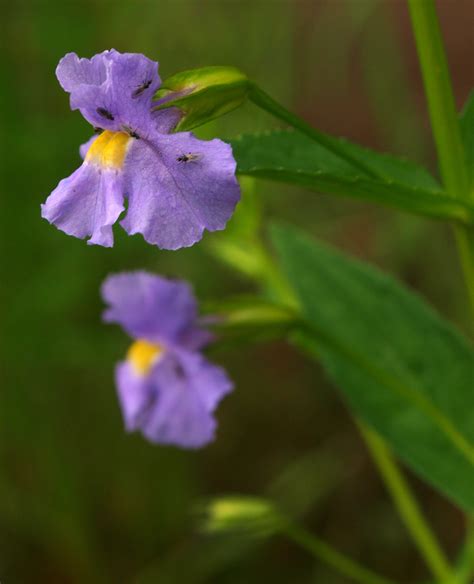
[86,131,131,169]
[127,339,164,376]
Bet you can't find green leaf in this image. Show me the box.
[231,130,474,224]
[272,224,474,512]
[460,90,474,193]
[154,66,249,131]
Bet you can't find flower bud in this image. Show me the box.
[154,66,249,131]
[199,496,284,538]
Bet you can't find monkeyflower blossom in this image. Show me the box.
[102,271,233,448]
[42,50,240,249]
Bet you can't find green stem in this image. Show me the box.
[407,0,474,315]
[407,0,469,200]
[360,424,457,584]
[455,517,474,582]
[249,83,380,179]
[283,521,399,584]
[454,228,474,314]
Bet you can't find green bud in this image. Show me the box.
[221,300,296,329]
[154,66,250,131]
[199,496,284,538]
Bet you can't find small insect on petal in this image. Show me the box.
[122,125,141,139]
[177,153,200,164]
[97,107,115,121]
[132,79,152,98]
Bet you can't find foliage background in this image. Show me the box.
[1,1,472,582]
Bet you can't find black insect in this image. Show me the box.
[132,79,152,98]
[122,125,140,139]
[93,127,103,134]
[177,153,200,164]
[96,107,114,121]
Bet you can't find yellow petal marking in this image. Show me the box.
[85,131,131,169]
[127,339,164,376]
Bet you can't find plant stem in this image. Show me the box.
[407,0,474,315]
[455,517,474,582]
[283,521,399,584]
[454,228,474,314]
[249,83,380,179]
[407,0,469,200]
[360,424,457,584]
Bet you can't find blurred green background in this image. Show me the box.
[2,1,472,582]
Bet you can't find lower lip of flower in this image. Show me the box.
[86,130,131,169]
[127,339,164,376]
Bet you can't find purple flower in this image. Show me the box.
[102,271,233,448]
[42,50,240,249]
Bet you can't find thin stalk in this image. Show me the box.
[283,521,399,584]
[454,228,474,314]
[455,517,474,582]
[407,0,474,315]
[360,424,457,584]
[249,83,380,179]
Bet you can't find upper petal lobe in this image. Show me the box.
[56,52,108,93]
[101,272,200,344]
[56,50,162,135]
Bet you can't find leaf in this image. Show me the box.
[272,223,474,512]
[231,130,474,224]
[460,90,474,192]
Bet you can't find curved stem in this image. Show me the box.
[283,521,399,584]
[360,424,457,584]
[248,83,380,179]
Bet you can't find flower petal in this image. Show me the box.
[56,51,116,131]
[79,135,97,159]
[116,360,155,431]
[56,50,163,135]
[101,272,200,344]
[152,108,183,134]
[178,327,215,351]
[56,51,108,93]
[41,161,124,247]
[177,350,233,412]
[121,132,240,249]
[108,51,161,110]
[116,351,231,448]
